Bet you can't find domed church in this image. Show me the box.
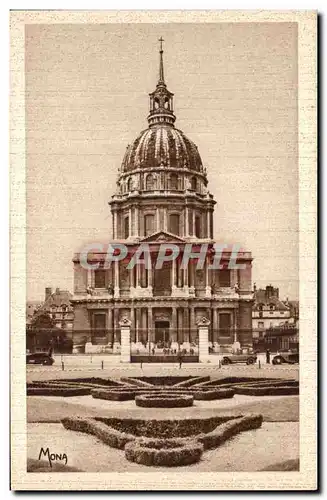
[71,41,254,361]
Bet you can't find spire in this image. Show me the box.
[148,37,176,127]
[158,37,165,86]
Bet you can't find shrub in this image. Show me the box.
[234,385,299,396]
[198,414,263,450]
[192,389,234,400]
[131,376,194,386]
[125,438,203,467]
[96,415,241,438]
[27,387,90,396]
[135,394,194,408]
[61,417,135,449]
[91,389,136,401]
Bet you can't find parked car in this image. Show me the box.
[221,352,257,365]
[26,352,55,366]
[272,350,299,365]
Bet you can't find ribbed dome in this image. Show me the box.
[121,125,204,173]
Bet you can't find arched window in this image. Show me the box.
[146,174,155,191]
[190,176,197,191]
[127,177,133,192]
[169,173,178,190]
[124,216,129,239]
[154,98,159,110]
[144,214,155,236]
[195,215,201,237]
[169,214,180,235]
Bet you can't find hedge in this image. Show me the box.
[95,415,241,438]
[120,377,154,388]
[125,438,203,467]
[197,414,263,450]
[62,417,135,449]
[192,389,235,400]
[234,385,299,396]
[135,394,194,408]
[27,387,91,397]
[131,376,195,386]
[169,376,210,388]
[91,389,136,401]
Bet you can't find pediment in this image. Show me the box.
[140,231,186,243]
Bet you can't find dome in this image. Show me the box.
[121,125,204,173]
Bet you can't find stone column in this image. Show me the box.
[164,209,168,231]
[119,318,131,363]
[197,316,211,363]
[136,263,140,288]
[183,263,189,290]
[134,207,139,237]
[135,307,140,343]
[148,307,153,344]
[107,308,113,345]
[213,308,218,343]
[113,211,118,239]
[114,260,120,298]
[128,208,132,238]
[185,207,189,237]
[190,307,195,343]
[183,308,190,343]
[171,259,176,290]
[156,208,160,232]
[205,259,211,297]
[207,211,210,238]
[130,306,135,343]
[171,307,177,342]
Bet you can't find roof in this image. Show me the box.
[41,290,73,311]
[120,126,204,174]
[253,289,290,311]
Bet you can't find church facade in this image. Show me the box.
[71,44,254,359]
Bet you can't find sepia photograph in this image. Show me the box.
[10,10,317,491]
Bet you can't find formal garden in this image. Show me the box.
[27,374,299,472]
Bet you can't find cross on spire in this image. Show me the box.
[158,37,165,85]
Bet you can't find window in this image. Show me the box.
[259,312,263,318]
[190,176,197,191]
[219,269,231,287]
[169,214,180,235]
[127,177,133,192]
[169,173,178,190]
[195,215,201,238]
[258,321,264,329]
[144,214,154,236]
[269,304,275,310]
[146,174,155,190]
[124,216,129,239]
[258,304,263,311]
[94,269,106,288]
[219,313,231,335]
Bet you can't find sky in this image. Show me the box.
[25,22,298,301]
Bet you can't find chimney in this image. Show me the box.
[253,282,257,292]
[55,287,60,294]
[45,287,52,301]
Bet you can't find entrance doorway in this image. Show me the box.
[155,321,170,347]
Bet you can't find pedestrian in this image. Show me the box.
[266,349,271,364]
[178,351,183,369]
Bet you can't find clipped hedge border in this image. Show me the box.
[234,385,299,396]
[125,438,203,467]
[135,394,194,408]
[198,414,263,450]
[90,387,235,402]
[96,415,241,438]
[120,377,154,388]
[91,389,136,401]
[27,387,91,397]
[62,417,135,449]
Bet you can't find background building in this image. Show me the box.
[26,287,74,352]
[71,45,254,359]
